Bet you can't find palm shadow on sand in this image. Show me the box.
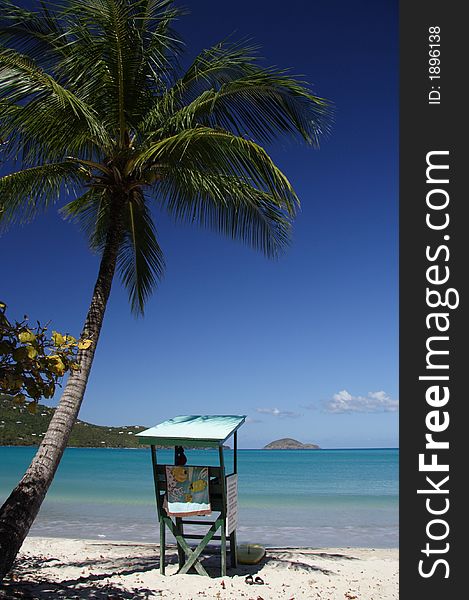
[0,545,359,598]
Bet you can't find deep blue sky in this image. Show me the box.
[1,0,398,448]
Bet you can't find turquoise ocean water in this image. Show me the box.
[0,447,398,548]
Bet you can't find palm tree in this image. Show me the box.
[0,0,331,578]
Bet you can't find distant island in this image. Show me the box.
[263,438,320,450]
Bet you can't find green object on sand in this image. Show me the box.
[237,543,266,564]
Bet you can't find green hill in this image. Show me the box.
[0,397,146,448]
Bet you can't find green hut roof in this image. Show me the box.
[136,415,246,447]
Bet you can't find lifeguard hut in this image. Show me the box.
[137,415,245,576]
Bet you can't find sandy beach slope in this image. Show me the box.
[1,537,398,599]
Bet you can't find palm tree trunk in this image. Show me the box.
[0,198,124,580]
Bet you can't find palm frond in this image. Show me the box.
[0,47,97,119]
[174,40,261,102]
[0,161,86,229]
[0,47,112,161]
[1,100,108,165]
[131,127,299,215]
[138,41,259,129]
[138,41,332,146]
[60,188,111,251]
[186,71,329,145]
[62,186,165,314]
[137,0,185,79]
[56,0,182,139]
[118,189,165,314]
[0,0,68,67]
[158,167,293,257]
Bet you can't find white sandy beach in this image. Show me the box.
[1,537,398,599]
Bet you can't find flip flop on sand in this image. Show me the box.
[245,574,265,585]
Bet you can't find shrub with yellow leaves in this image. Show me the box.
[0,301,92,412]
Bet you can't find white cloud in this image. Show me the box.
[324,390,399,414]
[245,417,263,424]
[256,407,301,418]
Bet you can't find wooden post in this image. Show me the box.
[229,530,237,568]
[151,445,165,574]
[150,446,161,512]
[160,518,166,575]
[220,522,227,576]
[230,432,238,568]
[176,517,185,569]
[218,445,227,576]
[233,431,238,474]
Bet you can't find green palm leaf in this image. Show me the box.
[1,0,332,314]
[0,47,112,162]
[158,167,293,257]
[0,0,71,70]
[60,188,111,251]
[0,48,98,119]
[118,190,165,314]
[0,161,85,228]
[140,43,331,145]
[62,187,165,313]
[132,127,298,213]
